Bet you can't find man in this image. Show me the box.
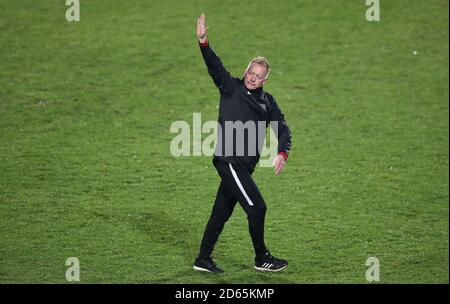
[193,13,292,273]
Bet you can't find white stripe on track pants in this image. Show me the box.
[199,158,268,258]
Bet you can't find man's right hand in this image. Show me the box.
[197,13,209,44]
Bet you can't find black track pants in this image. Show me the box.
[198,158,268,258]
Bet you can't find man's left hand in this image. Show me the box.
[272,155,286,175]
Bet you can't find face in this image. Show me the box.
[244,63,268,90]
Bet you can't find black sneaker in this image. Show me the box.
[254,251,288,272]
[193,257,224,273]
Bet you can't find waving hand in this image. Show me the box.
[197,13,209,43]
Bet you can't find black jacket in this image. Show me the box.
[200,40,292,172]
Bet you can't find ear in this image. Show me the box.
[243,68,250,78]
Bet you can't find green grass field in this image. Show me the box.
[0,0,448,283]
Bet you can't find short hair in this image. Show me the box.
[245,56,270,79]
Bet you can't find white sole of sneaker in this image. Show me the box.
[193,265,214,273]
[254,265,287,272]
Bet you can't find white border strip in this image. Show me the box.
[229,163,254,206]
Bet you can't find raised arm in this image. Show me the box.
[197,13,234,95]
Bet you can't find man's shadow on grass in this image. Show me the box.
[121,209,296,283]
